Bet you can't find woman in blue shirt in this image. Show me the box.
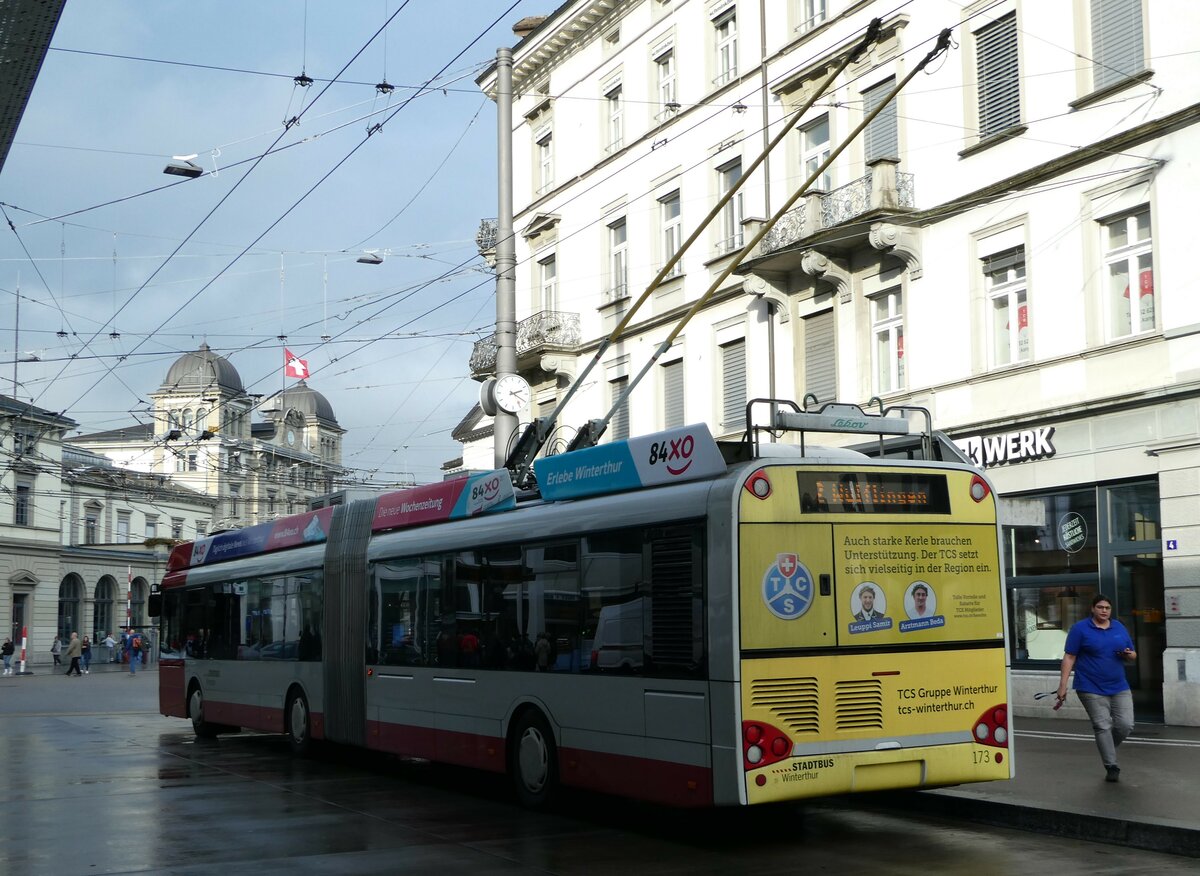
[1056,594,1137,782]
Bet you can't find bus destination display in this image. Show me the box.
[796,471,951,514]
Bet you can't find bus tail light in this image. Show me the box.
[969,474,990,503]
[744,470,772,499]
[742,720,792,770]
[972,703,1009,754]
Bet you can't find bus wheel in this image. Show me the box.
[188,684,219,738]
[509,710,557,808]
[286,690,311,756]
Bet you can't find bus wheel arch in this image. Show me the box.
[507,705,558,808]
[187,680,219,738]
[285,685,312,756]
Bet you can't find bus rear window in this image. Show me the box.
[797,471,951,514]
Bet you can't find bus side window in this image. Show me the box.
[373,559,423,666]
[479,545,525,670]
[524,541,580,673]
[582,529,645,674]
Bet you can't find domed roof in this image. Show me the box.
[162,343,243,394]
[280,380,338,425]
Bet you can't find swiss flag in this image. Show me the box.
[284,348,309,379]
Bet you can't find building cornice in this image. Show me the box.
[900,103,1198,230]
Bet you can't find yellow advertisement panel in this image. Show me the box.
[737,464,1005,649]
[739,524,836,650]
[740,649,1010,804]
[835,523,1003,646]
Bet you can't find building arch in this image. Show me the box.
[58,574,84,638]
[94,575,117,640]
[129,577,150,629]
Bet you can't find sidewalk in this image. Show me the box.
[12,658,156,675]
[853,716,1200,858]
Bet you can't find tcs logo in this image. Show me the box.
[762,553,814,620]
[647,433,696,476]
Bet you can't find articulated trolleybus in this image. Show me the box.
[153,398,1012,807]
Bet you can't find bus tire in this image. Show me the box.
[509,709,557,808]
[188,683,219,738]
[286,689,312,756]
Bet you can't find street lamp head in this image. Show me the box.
[163,159,204,178]
[356,252,384,265]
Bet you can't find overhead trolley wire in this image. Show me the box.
[37,2,418,419]
[76,2,524,473]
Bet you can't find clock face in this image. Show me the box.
[286,430,296,446]
[493,374,530,414]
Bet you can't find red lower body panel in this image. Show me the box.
[159,660,186,718]
[365,719,713,807]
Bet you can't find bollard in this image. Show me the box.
[16,625,33,675]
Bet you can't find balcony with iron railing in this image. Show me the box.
[470,310,581,376]
[759,159,914,255]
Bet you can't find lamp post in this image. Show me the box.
[493,47,517,468]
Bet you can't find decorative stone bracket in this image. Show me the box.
[540,354,575,383]
[800,250,853,304]
[869,222,922,279]
[742,274,789,312]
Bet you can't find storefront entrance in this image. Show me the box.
[1006,479,1164,720]
[10,593,28,650]
[1115,555,1166,718]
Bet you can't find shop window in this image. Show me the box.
[1011,584,1097,662]
[1108,481,1160,543]
[1003,488,1098,577]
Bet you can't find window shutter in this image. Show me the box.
[609,377,630,440]
[862,78,897,162]
[663,360,684,429]
[1091,0,1144,91]
[804,310,836,404]
[976,13,1019,137]
[982,246,1025,276]
[721,339,746,431]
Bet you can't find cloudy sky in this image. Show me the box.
[1,0,548,486]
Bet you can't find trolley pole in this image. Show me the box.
[493,47,518,468]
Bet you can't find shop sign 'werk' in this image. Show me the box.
[954,427,1056,469]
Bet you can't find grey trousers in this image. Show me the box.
[1078,690,1135,768]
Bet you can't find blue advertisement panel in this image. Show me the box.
[534,424,725,501]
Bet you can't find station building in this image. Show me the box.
[2,346,347,668]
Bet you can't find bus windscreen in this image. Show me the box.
[796,471,951,514]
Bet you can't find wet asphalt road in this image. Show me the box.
[0,667,1193,876]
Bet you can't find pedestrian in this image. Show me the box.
[65,632,83,676]
[51,635,62,667]
[2,637,14,675]
[125,628,141,675]
[534,632,551,671]
[103,632,116,663]
[81,636,92,674]
[1056,593,1137,782]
